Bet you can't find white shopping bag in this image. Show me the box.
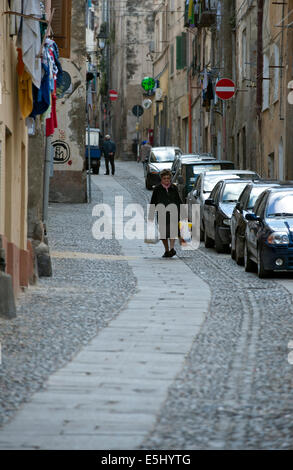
[144,219,159,244]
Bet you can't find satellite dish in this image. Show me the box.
[142,99,152,110]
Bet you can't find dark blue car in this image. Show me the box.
[244,187,293,278]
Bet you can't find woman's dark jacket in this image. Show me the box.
[150,184,183,238]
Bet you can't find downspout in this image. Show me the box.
[189,68,192,153]
[256,0,264,175]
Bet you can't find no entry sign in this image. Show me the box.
[109,89,118,101]
[215,78,235,100]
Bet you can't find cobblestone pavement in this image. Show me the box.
[0,184,136,428]
[115,161,293,450]
[1,160,293,449]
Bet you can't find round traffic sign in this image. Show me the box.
[142,99,152,110]
[132,105,144,117]
[215,78,235,100]
[141,77,156,91]
[109,89,118,101]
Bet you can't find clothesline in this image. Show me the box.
[2,10,49,23]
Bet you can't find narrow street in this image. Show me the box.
[1,161,293,450]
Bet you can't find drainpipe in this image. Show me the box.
[189,69,192,153]
[256,0,264,175]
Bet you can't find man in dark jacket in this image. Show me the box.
[102,134,116,175]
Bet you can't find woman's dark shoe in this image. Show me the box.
[169,248,177,257]
[162,251,171,258]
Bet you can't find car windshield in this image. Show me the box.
[186,165,221,184]
[204,173,255,193]
[247,186,272,210]
[150,149,175,162]
[266,192,293,217]
[221,182,249,203]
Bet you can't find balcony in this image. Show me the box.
[197,0,217,28]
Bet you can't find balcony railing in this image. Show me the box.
[185,0,217,29]
[198,0,217,28]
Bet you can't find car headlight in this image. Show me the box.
[223,219,231,226]
[149,168,159,174]
[267,232,289,245]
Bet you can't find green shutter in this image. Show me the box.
[176,35,182,70]
[181,32,187,68]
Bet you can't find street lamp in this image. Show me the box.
[97,32,107,51]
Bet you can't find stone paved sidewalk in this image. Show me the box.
[0,168,211,449]
[0,185,136,428]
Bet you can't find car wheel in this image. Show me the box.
[215,227,229,253]
[244,240,255,273]
[235,235,244,266]
[204,229,214,248]
[257,247,270,279]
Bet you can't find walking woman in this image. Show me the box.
[149,169,183,258]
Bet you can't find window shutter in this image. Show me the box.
[51,0,72,59]
[181,32,187,68]
[176,36,182,70]
[170,44,174,75]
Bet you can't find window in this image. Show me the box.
[176,33,187,70]
[254,192,266,216]
[51,0,72,58]
[268,152,274,178]
[242,127,246,169]
[273,44,280,103]
[242,29,247,80]
[263,53,270,110]
[170,44,174,75]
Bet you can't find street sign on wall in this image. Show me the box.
[109,89,118,101]
[132,105,144,117]
[215,78,235,100]
[141,77,156,91]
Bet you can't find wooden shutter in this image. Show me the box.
[181,32,187,68]
[51,0,72,58]
[170,44,174,75]
[176,36,182,70]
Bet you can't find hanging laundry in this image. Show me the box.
[17,48,33,118]
[46,80,58,137]
[9,0,22,36]
[203,68,208,90]
[16,0,42,89]
[30,63,51,118]
[188,0,195,26]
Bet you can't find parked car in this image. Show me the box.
[203,179,255,253]
[231,181,281,265]
[172,159,235,202]
[85,128,102,174]
[187,170,260,240]
[244,187,293,278]
[171,152,215,177]
[144,146,182,189]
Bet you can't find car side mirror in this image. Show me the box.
[245,213,260,221]
[177,176,184,184]
[205,199,215,206]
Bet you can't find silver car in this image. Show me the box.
[187,170,260,240]
[144,146,182,189]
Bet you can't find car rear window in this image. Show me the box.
[266,192,293,217]
[150,150,175,162]
[247,186,272,210]
[222,182,250,203]
[204,173,256,192]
